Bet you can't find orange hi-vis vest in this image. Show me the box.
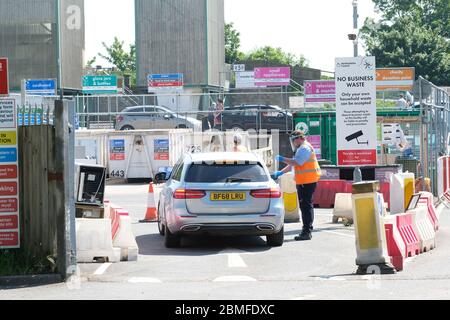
[294,142,321,185]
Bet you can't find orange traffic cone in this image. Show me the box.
[140,182,158,223]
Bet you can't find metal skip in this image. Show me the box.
[352,181,396,275]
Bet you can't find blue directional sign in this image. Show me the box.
[25,79,57,96]
[148,73,184,92]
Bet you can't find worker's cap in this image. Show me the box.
[289,130,306,141]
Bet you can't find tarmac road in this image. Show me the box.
[1,181,449,300]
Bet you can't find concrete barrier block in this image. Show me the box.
[113,216,139,262]
[333,193,353,222]
[76,219,120,263]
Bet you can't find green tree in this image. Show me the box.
[244,46,309,68]
[225,23,244,64]
[86,57,97,68]
[361,0,450,85]
[99,37,136,73]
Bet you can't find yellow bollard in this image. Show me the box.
[279,172,300,223]
[352,181,396,275]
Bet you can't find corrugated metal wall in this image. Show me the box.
[207,0,224,87]
[60,0,85,90]
[0,0,84,91]
[135,0,225,88]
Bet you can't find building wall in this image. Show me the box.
[135,0,225,89]
[61,0,85,90]
[0,0,84,92]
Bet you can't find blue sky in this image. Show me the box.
[85,0,377,72]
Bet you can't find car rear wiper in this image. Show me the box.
[225,176,252,183]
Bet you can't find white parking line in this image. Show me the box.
[291,295,317,300]
[213,276,257,282]
[228,253,247,268]
[93,263,112,275]
[320,230,355,238]
[128,277,163,284]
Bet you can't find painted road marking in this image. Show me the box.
[320,230,355,238]
[213,276,257,282]
[228,253,247,268]
[128,277,163,284]
[291,295,317,300]
[93,263,112,275]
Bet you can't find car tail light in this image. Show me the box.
[173,189,206,199]
[250,188,282,199]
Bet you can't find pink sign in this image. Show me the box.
[308,135,322,160]
[254,67,290,87]
[305,80,336,103]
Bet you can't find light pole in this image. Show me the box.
[352,0,359,57]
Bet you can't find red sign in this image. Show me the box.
[155,153,169,161]
[0,198,18,213]
[0,165,18,179]
[110,154,125,161]
[0,58,9,95]
[338,150,377,166]
[0,215,18,230]
[0,182,17,196]
[0,231,19,247]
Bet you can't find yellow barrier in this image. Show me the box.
[279,172,300,223]
[352,181,396,275]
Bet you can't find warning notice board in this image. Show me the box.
[0,99,19,249]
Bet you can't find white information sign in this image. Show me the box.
[335,56,377,166]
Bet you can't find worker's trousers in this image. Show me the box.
[296,183,317,233]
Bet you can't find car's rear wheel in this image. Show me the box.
[165,225,181,248]
[231,125,244,131]
[266,227,284,247]
[120,125,135,131]
[157,202,165,236]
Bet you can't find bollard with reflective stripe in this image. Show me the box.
[390,173,415,215]
[352,181,396,275]
[279,172,300,223]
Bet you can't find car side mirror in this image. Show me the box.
[164,114,172,120]
[154,172,169,184]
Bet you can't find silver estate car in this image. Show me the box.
[115,105,202,131]
[156,152,285,248]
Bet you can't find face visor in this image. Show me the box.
[289,133,303,152]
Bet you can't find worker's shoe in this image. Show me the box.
[295,231,312,241]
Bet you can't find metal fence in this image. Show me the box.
[417,77,450,194]
[73,91,304,131]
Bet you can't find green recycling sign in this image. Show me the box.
[82,75,118,94]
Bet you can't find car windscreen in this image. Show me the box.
[185,162,269,183]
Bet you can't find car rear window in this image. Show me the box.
[185,162,269,183]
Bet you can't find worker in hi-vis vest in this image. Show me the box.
[274,131,321,241]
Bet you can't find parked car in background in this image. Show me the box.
[155,152,285,248]
[115,106,201,131]
[216,104,293,132]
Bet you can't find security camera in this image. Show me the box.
[348,34,357,41]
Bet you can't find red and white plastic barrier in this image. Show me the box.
[437,156,450,197]
[396,213,421,258]
[384,216,406,271]
[418,192,439,231]
[113,214,138,262]
[408,207,436,253]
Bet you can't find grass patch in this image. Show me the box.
[0,250,57,277]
